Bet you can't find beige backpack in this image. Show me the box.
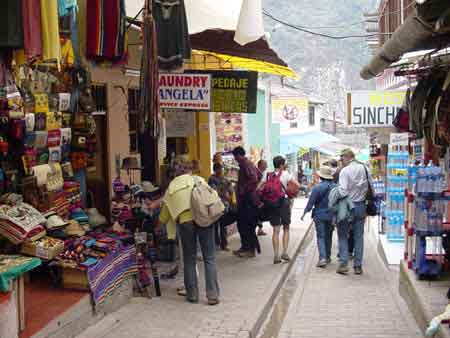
[191,176,225,227]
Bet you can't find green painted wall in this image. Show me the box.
[246,89,266,148]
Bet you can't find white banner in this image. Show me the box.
[159,73,211,110]
[389,133,409,146]
[347,90,406,127]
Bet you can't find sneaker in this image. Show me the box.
[274,257,282,264]
[336,264,349,275]
[354,266,363,275]
[281,253,291,262]
[316,259,328,268]
[208,298,220,306]
[326,257,332,264]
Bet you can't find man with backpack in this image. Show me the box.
[259,156,297,264]
[301,166,336,268]
[232,146,261,258]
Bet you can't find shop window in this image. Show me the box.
[309,106,315,126]
[91,84,107,112]
[128,88,140,153]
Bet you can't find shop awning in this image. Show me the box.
[312,142,349,157]
[280,131,339,155]
[188,50,297,78]
[361,3,450,80]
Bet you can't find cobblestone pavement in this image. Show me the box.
[75,200,310,338]
[275,223,424,338]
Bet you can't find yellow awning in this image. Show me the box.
[186,50,298,78]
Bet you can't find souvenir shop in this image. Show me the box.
[0,2,164,338]
[368,53,450,277]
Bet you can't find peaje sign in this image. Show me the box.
[347,90,406,127]
[159,73,211,110]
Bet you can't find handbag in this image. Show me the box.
[362,165,377,216]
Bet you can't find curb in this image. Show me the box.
[399,260,450,338]
[242,219,314,338]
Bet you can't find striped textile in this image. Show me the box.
[86,0,126,60]
[87,245,138,304]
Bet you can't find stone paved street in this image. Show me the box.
[275,221,424,338]
[75,200,310,338]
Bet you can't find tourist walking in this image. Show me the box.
[256,159,268,236]
[259,156,297,264]
[232,146,261,258]
[208,162,235,251]
[336,148,372,275]
[159,159,220,305]
[301,166,336,267]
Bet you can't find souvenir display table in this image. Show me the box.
[0,255,41,332]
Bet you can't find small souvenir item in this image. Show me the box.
[47,129,61,147]
[48,94,59,112]
[49,147,62,162]
[10,119,24,140]
[34,93,49,113]
[0,137,8,155]
[35,131,48,149]
[46,111,62,130]
[60,128,72,145]
[25,132,36,148]
[9,110,24,119]
[35,112,47,131]
[59,93,71,111]
[25,113,35,133]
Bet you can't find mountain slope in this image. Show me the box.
[263,0,378,120]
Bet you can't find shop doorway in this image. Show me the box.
[88,84,110,219]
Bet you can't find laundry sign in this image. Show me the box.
[347,90,406,127]
[159,73,211,110]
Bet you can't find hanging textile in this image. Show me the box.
[58,0,77,17]
[0,1,24,48]
[86,0,127,61]
[153,0,191,70]
[139,0,159,137]
[22,0,43,61]
[40,0,61,63]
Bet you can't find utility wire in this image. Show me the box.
[263,2,414,32]
[263,11,394,39]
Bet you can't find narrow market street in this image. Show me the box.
[260,223,424,338]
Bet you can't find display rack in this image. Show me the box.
[385,148,409,242]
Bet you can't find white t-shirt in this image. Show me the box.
[261,170,294,190]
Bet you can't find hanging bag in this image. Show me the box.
[362,164,377,216]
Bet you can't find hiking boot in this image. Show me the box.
[274,257,282,264]
[316,259,328,268]
[354,266,363,275]
[238,250,255,258]
[281,253,291,262]
[336,264,349,275]
[208,298,220,306]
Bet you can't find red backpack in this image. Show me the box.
[259,171,284,207]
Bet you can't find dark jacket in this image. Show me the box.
[304,181,336,221]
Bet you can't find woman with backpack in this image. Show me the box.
[259,156,298,264]
[301,166,336,268]
[159,158,221,305]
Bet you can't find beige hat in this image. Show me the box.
[340,148,355,158]
[142,181,160,193]
[318,166,334,180]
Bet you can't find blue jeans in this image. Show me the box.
[178,222,220,301]
[314,218,333,260]
[337,202,366,268]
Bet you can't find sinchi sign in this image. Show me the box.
[159,73,211,110]
[347,90,406,127]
